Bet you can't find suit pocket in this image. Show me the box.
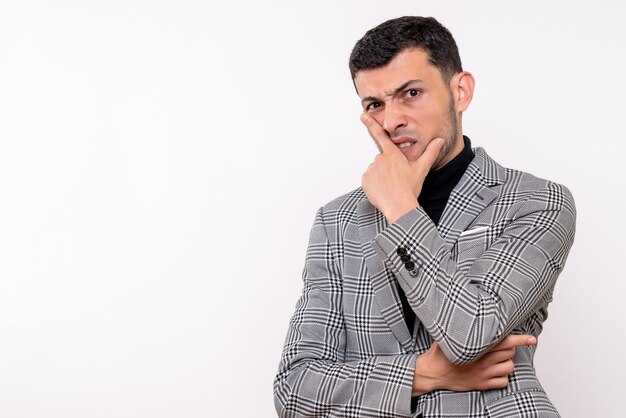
[453,226,491,268]
[485,389,560,418]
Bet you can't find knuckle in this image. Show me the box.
[506,360,515,374]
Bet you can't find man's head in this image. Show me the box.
[349,17,474,168]
[349,16,462,84]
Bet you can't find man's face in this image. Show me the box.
[354,48,461,168]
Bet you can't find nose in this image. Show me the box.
[382,102,407,133]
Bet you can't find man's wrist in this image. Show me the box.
[385,201,419,224]
[412,353,437,397]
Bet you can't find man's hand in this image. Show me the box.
[412,334,537,396]
[360,113,444,224]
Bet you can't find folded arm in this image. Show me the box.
[371,183,576,365]
[274,208,537,417]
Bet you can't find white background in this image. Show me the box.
[1,1,624,417]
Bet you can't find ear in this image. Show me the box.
[450,71,475,113]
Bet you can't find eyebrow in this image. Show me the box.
[361,79,423,106]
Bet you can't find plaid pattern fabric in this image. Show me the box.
[274,148,575,417]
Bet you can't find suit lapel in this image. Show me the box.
[437,147,505,249]
[357,199,414,351]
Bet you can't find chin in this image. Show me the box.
[407,147,426,162]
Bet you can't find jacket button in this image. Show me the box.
[397,247,407,256]
[400,254,410,262]
[404,261,415,270]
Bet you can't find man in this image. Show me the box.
[274,16,575,418]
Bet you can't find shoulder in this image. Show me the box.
[476,147,575,214]
[317,186,368,222]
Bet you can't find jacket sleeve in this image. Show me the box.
[371,182,576,365]
[274,207,417,418]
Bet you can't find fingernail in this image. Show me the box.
[528,336,537,345]
[360,114,369,123]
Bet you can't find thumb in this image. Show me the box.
[411,137,445,176]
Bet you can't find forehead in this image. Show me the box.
[354,48,443,98]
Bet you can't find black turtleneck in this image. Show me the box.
[420,135,475,225]
[399,136,475,334]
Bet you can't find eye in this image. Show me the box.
[405,88,420,98]
[365,102,383,111]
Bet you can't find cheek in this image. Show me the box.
[420,105,449,129]
[411,99,438,118]
[410,106,439,132]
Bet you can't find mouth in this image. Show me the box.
[394,139,417,154]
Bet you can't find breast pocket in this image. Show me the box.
[453,226,493,270]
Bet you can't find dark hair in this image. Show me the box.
[349,16,462,83]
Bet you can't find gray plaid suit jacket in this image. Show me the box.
[274,147,576,417]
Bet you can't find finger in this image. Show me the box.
[481,347,515,364]
[493,334,537,351]
[360,113,397,154]
[488,359,515,378]
[410,137,445,174]
[485,376,510,389]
